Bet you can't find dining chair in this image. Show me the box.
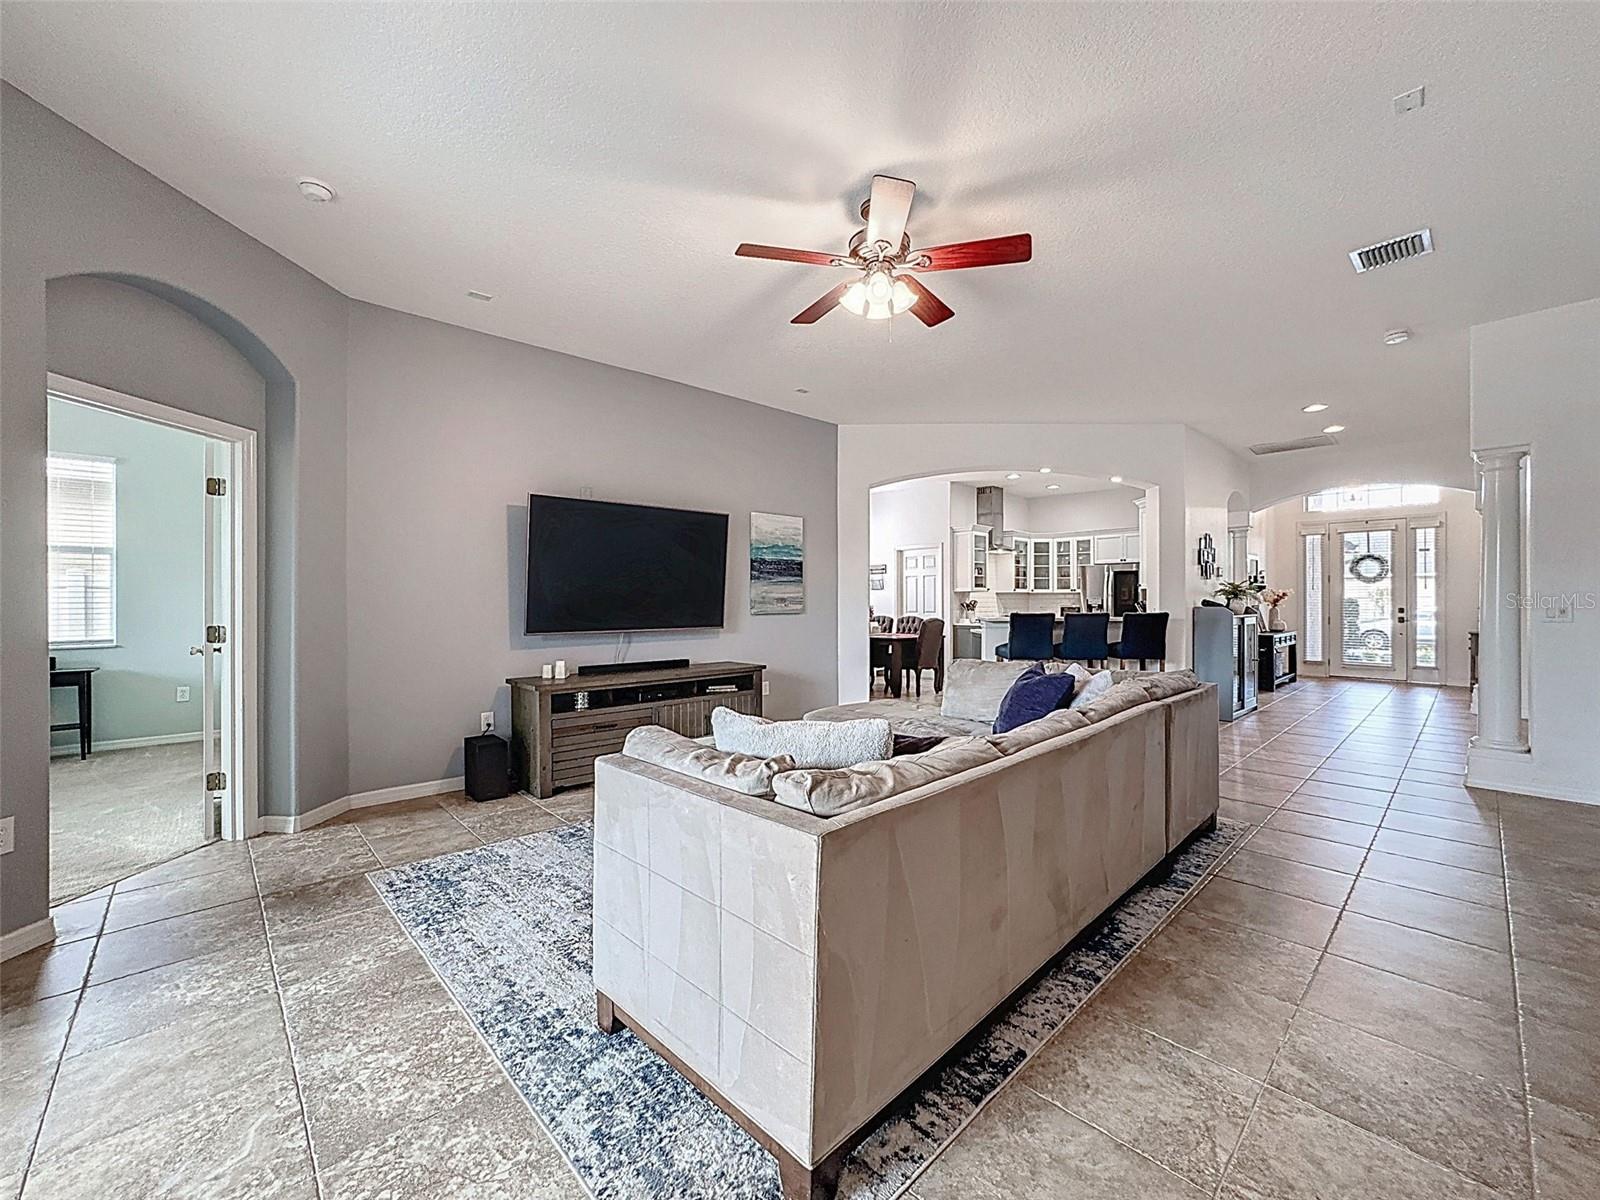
[1055,612,1112,666]
[894,614,924,635]
[995,613,1056,661]
[871,614,894,633]
[906,617,945,696]
[1108,611,1170,670]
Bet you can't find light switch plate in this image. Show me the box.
[1544,596,1575,623]
[0,816,14,855]
[176,686,191,702]
[762,681,771,696]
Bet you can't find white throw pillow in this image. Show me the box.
[711,706,892,770]
[1065,664,1115,710]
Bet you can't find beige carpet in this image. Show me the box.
[49,741,215,904]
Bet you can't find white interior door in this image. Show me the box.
[1332,521,1407,680]
[899,546,942,618]
[200,440,235,840]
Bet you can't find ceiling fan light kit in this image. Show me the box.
[734,174,1032,327]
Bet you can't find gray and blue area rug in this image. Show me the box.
[370,818,1240,1199]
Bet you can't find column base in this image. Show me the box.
[1470,734,1531,755]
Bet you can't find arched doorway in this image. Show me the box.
[1250,481,1480,687]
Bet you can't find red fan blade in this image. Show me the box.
[901,276,954,327]
[735,243,840,266]
[865,175,916,255]
[791,281,852,324]
[914,233,1032,272]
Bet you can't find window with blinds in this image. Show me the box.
[1302,532,1324,662]
[47,455,117,646]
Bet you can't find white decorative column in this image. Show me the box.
[1228,526,1251,581]
[1132,496,1148,603]
[1473,446,1530,753]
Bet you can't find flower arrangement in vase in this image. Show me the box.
[1259,587,1293,632]
[1213,579,1262,615]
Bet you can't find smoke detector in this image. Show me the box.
[1383,328,1412,345]
[1349,228,1432,273]
[1248,434,1339,456]
[297,178,336,203]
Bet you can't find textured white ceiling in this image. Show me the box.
[4,2,1598,460]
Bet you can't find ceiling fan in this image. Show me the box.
[735,175,1032,327]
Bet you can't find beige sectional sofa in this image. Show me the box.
[591,669,1218,1200]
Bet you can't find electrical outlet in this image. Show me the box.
[761,680,771,696]
[0,816,14,855]
[1545,596,1575,623]
[176,686,191,703]
[480,711,495,734]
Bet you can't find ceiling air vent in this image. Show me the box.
[1248,434,1339,456]
[1349,228,1433,273]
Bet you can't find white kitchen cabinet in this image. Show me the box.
[1011,537,1032,590]
[1093,531,1140,563]
[1053,538,1074,590]
[952,527,991,591]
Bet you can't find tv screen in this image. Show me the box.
[525,495,729,634]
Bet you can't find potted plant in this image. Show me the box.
[1259,587,1293,632]
[1213,579,1262,615]
[958,599,979,623]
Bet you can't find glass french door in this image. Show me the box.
[1318,515,1445,683]
[200,440,236,840]
[1332,521,1406,679]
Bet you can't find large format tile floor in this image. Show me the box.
[3,679,1598,1198]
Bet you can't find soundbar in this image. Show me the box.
[577,658,692,676]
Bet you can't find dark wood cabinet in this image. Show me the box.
[1259,632,1298,691]
[508,661,764,797]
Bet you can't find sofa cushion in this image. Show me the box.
[993,663,1078,734]
[1065,664,1116,710]
[770,736,1002,817]
[623,725,795,796]
[805,699,991,740]
[940,658,1035,723]
[1073,679,1155,724]
[1134,669,1202,700]
[986,707,1092,754]
[712,706,892,769]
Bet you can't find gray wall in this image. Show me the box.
[0,85,843,937]
[344,302,839,793]
[2,83,351,937]
[47,397,208,747]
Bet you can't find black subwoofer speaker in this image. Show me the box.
[464,733,511,802]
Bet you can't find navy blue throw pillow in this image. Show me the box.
[992,663,1077,734]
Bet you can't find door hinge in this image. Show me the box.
[206,624,227,646]
[206,477,227,496]
[206,770,227,791]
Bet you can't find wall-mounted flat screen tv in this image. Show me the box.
[525,494,729,634]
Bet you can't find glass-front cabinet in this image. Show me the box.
[1054,538,1074,590]
[1031,539,1052,590]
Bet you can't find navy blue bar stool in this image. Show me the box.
[995,613,1057,661]
[1109,611,1170,670]
[1055,612,1111,667]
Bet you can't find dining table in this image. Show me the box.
[869,631,921,699]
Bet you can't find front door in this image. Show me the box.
[899,546,942,619]
[1332,521,1407,680]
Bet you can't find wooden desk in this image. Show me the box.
[50,666,98,759]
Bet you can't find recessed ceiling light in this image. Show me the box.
[793,387,809,394]
[297,177,336,203]
[1005,472,1021,480]
[1323,424,1346,434]
[1039,467,1052,474]
[1383,328,1412,346]
[466,290,494,302]
[1109,475,1124,484]
[1301,403,1329,413]
[1046,483,1060,490]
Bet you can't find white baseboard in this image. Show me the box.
[257,775,466,834]
[51,731,203,758]
[1,917,57,962]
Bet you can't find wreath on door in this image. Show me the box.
[1349,553,1390,583]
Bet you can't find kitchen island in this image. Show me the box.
[958,615,1126,660]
